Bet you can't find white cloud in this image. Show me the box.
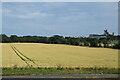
[32,12,40,16]
[2,9,11,13]
[31,12,46,17]
[0,9,2,13]
[7,12,47,19]
[17,15,29,19]
[58,12,92,22]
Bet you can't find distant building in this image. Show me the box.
[89,34,106,38]
[89,30,114,38]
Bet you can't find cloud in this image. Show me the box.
[2,2,118,36]
[0,8,1,13]
[31,12,46,16]
[6,12,47,19]
[17,15,30,19]
[2,9,11,13]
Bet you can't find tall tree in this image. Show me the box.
[10,35,19,42]
[1,34,10,43]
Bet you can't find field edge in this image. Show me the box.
[1,67,120,76]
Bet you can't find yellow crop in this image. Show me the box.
[1,43,119,68]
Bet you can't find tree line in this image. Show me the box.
[0,34,120,49]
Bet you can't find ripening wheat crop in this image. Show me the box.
[1,43,119,68]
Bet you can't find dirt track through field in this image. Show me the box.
[9,43,38,67]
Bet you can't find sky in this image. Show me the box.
[2,2,118,37]
[0,2,2,34]
[1,0,119,2]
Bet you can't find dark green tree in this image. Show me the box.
[1,34,10,43]
[10,35,19,42]
[49,35,66,44]
[89,38,98,47]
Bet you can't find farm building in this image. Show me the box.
[89,30,114,38]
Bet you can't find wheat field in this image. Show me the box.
[1,43,119,68]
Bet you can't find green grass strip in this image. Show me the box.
[1,67,119,76]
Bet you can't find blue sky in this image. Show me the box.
[0,2,2,34]
[2,2,118,37]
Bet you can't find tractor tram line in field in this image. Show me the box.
[9,44,30,67]
[9,43,38,67]
[13,46,36,65]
